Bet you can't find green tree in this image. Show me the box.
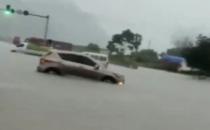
[107,29,142,55]
[183,34,210,73]
[107,41,117,54]
[167,36,194,57]
[87,43,100,52]
[173,36,193,48]
[133,34,142,52]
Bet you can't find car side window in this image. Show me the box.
[59,53,96,67]
[76,56,96,67]
[58,53,76,62]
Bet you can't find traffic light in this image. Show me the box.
[23,10,29,16]
[4,4,15,15]
[4,10,12,15]
[10,9,15,13]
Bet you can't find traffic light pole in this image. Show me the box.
[1,5,50,40]
[44,15,50,40]
[28,13,50,40]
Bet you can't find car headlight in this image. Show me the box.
[118,82,124,86]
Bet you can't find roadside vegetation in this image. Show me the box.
[106,29,210,76]
[72,43,100,53]
[106,29,161,69]
[27,43,50,52]
[167,35,210,76]
[7,29,210,76]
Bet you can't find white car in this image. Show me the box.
[82,52,109,68]
[18,42,28,49]
[37,50,125,85]
[11,42,28,53]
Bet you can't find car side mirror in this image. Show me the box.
[94,65,100,70]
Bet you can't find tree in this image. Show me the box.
[133,34,142,52]
[173,36,194,48]
[121,29,142,52]
[121,29,134,43]
[167,36,194,57]
[107,41,118,54]
[107,29,142,55]
[182,35,210,73]
[86,43,100,52]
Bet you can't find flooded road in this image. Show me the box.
[0,42,210,130]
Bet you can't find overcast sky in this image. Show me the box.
[73,0,210,51]
[1,0,210,52]
[1,0,108,46]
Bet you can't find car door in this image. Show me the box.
[58,53,81,75]
[75,56,101,79]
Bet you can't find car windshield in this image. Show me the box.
[1,1,210,130]
[90,55,107,62]
[100,56,107,61]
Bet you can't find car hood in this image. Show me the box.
[98,68,125,80]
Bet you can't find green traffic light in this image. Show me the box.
[3,5,15,16]
[4,10,12,15]
[3,9,15,16]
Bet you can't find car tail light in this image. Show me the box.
[40,58,57,65]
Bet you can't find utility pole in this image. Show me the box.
[148,40,152,49]
[44,15,50,40]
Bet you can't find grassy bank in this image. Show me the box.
[109,55,139,69]
[27,43,50,52]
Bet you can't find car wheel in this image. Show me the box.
[46,68,62,75]
[11,50,17,52]
[36,68,42,73]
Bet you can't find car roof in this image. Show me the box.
[50,50,100,63]
[51,50,84,55]
[82,52,108,57]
